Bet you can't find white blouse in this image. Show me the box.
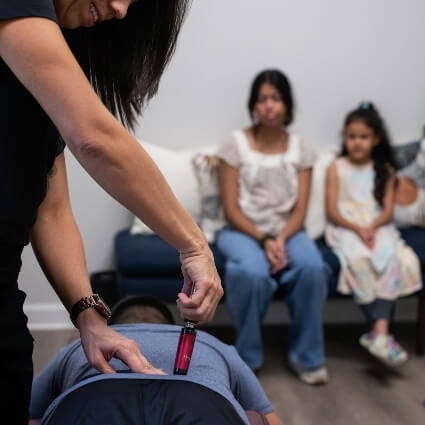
[217,129,316,235]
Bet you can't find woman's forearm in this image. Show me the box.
[224,207,264,241]
[278,210,304,241]
[31,206,94,310]
[371,210,392,229]
[327,210,359,233]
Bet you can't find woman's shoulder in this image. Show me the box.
[0,0,57,23]
[217,129,247,167]
[326,156,346,172]
[287,133,318,169]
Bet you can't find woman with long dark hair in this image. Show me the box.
[0,1,222,422]
[216,69,329,385]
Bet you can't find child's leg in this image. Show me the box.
[361,299,394,335]
[360,299,408,367]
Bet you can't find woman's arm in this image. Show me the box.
[218,160,264,241]
[325,162,359,232]
[370,170,395,229]
[31,154,163,374]
[0,17,222,321]
[277,168,312,242]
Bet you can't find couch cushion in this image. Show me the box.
[115,229,226,278]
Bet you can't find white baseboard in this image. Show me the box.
[24,297,419,331]
[24,303,74,331]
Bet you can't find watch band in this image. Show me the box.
[258,233,274,249]
[70,294,111,328]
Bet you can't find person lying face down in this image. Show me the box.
[30,295,283,425]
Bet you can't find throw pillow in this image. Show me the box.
[130,140,201,234]
[305,149,337,239]
[393,140,421,170]
[397,139,425,190]
[192,148,227,243]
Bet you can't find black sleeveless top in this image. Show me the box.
[0,1,65,281]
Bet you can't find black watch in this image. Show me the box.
[258,233,274,249]
[70,294,111,328]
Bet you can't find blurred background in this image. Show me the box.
[22,0,425,328]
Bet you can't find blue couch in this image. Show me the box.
[114,227,425,355]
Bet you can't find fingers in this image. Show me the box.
[91,355,116,374]
[177,275,222,323]
[113,340,166,375]
[81,323,166,376]
[177,283,220,323]
[266,244,286,271]
[270,257,287,274]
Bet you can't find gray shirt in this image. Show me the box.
[30,324,273,424]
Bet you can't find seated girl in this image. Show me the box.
[325,102,422,367]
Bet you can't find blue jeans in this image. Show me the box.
[217,229,328,371]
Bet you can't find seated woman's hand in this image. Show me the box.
[178,245,223,323]
[265,238,287,274]
[356,226,375,250]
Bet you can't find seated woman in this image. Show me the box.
[394,140,425,227]
[216,69,329,385]
[30,295,282,425]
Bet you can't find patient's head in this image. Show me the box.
[108,295,175,325]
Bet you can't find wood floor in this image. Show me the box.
[33,323,425,425]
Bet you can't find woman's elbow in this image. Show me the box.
[68,130,120,169]
[65,115,120,162]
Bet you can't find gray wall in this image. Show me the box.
[21,0,425,328]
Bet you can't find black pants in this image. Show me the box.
[0,245,34,425]
[44,379,246,425]
[361,298,394,323]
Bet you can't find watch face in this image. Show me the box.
[93,294,112,318]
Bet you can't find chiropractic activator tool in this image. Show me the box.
[173,284,197,375]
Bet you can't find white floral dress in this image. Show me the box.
[325,157,422,304]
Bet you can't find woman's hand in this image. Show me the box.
[177,246,223,323]
[77,309,165,375]
[265,237,287,274]
[356,226,375,250]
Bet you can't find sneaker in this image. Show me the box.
[360,333,408,367]
[289,362,329,385]
[359,331,376,349]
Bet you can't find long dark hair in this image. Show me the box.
[341,102,396,206]
[248,69,295,129]
[62,1,190,130]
